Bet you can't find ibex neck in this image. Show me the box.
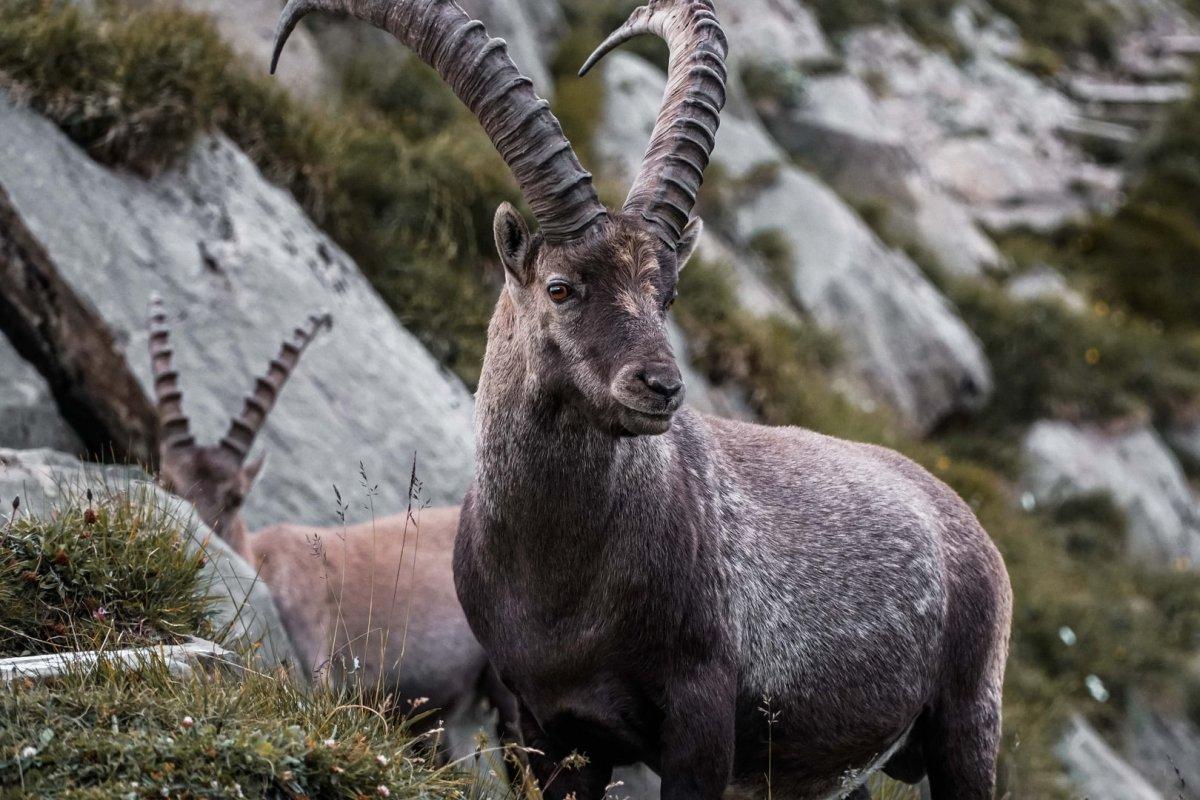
[217,517,255,565]
[473,329,675,542]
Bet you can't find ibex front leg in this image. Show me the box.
[519,703,614,800]
[659,663,736,800]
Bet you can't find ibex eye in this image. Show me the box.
[547,282,573,303]
[665,292,678,311]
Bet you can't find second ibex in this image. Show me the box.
[275,1,1012,798]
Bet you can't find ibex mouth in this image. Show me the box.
[618,406,676,437]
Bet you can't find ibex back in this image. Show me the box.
[273,2,1012,798]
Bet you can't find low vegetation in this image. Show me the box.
[0,488,211,658]
[1063,73,1200,334]
[0,486,471,798]
[0,656,467,799]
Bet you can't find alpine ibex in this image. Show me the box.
[272,2,1012,798]
[148,298,517,757]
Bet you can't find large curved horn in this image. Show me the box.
[220,312,333,461]
[149,295,195,451]
[580,0,728,251]
[272,0,607,244]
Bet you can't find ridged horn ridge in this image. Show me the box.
[580,0,728,250]
[220,312,333,460]
[148,295,195,451]
[272,0,607,244]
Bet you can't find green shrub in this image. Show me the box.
[0,658,467,799]
[946,280,1200,438]
[0,489,211,658]
[988,0,1119,64]
[1059,75,1200,332]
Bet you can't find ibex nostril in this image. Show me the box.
[642,368,683,399]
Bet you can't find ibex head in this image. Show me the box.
[149,296,331,553]
[272,0,726,436]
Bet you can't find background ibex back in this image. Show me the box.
[272,1,1013,798]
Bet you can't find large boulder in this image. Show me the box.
[0,334,83,454]
[593,53,992,433]
[0,93,476,532]
[1021,421,1200,568]
[0,448,297,667]
[1057,715,1164,800]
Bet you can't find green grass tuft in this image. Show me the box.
[0,657,467,799]
[0,489,212,658]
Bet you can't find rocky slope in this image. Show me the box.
[3,0,1200,797]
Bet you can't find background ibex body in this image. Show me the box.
[148,299,517,758]
[273,1,1012,798]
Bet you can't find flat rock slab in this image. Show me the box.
[0,93,475,531]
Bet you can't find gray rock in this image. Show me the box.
[0,93,476,532]
[1005,265,1089,313]
[0,448,297,667]
[0,335,83,454]
[593,53,992,434]
[712,0,834,67]
[759,70,1001,278]
[1057,715,1164,800]
[1022,421,1200,568]
[1123,698,1200,800]
[841,27,1122,232]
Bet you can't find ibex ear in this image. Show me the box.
[676,217,704,274]
[241,453,267,489]
[494,202,532,284]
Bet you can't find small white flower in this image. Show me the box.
[19,746,37,759]
[375,754,389,766]
[324,738,337,748]
[352,656,361,672]
[1020,492,1037,512]
[180,715,194,729]
[1058,626,1077,646]
[160,787,170,797]
[1085,674,1110,703]
[377,786,391,797]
